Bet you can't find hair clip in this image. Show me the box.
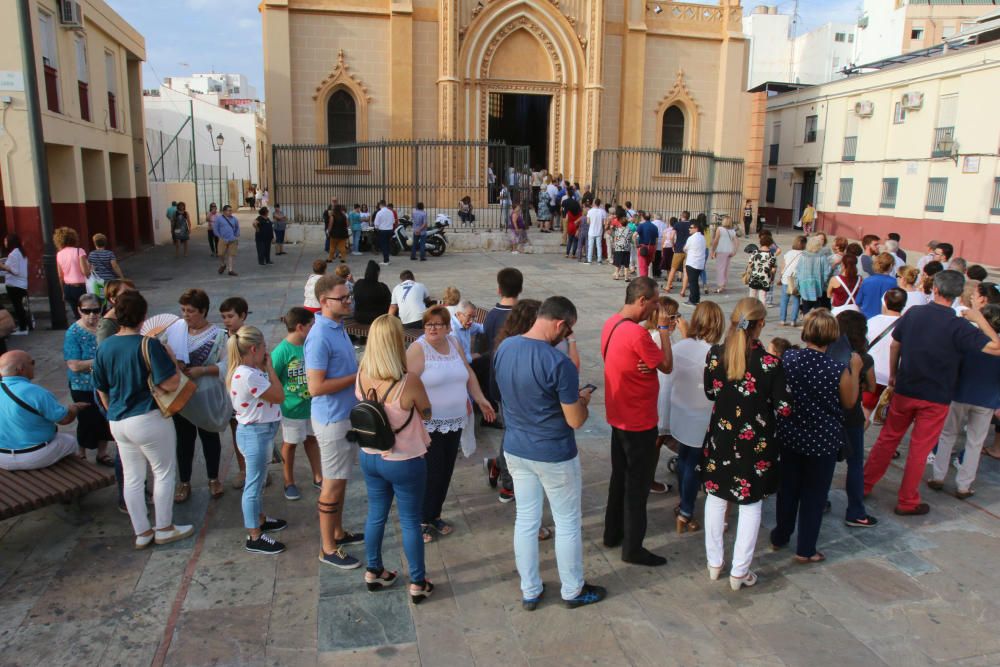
[737,316,751,331]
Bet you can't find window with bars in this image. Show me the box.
[925,178,947,213]
[765,178,776,203]
[880,178,899,209]
[804,115,818,143]
[837,178,853,206]
[992,178,1000,215]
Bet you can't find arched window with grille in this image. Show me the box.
[327,89,357,166]
[660,105,685,174]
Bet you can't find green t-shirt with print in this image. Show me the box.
[271,339,311,419]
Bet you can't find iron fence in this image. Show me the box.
[591,147,745,222]
[272,141,531,228]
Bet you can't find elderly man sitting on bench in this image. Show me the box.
[0,350,87,471]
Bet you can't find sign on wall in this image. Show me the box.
[0,71,24,92]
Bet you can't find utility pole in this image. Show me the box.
[17,0,68,329]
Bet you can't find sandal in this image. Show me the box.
[955,488,975,500]
[365,568,398,592]
[431,519,453,536]
[794,551,826,564]
[409,580,434,605]
[538,526,553,541]
[421,524,435,543]
[983,449,1000,460]
[96,455,115,467]
[174,482,191,503]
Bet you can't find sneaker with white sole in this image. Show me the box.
[246,533,286,555]
[284,484,301,501]
[134,533,154,550]
[154,524,195,545]
[319,547,361,569]
[260,517,288,533]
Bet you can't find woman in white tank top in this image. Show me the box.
[406,306,495,542]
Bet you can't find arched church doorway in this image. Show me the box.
[487,92,550,168]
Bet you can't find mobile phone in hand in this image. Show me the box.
[581,383,598,394]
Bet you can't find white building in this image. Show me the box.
[162,72,258,112]
[743,5,856,87]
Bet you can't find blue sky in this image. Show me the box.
[106,0,859,101]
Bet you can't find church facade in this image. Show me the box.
[262,0,751,189]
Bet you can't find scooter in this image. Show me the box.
[390,216,412,256]
[390,214,450,257]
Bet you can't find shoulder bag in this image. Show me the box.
[141,336,196,417]
[784,254,802,296]
[602,317,630,360]
[0,378,43,417]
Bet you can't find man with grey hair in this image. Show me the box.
[948,257,968,276]
[916,240,939,272]
[883,240,906,273]
[864,270,1000,516]
[451,300,485,363]
[0,350,86,470]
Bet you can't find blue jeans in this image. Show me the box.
[410,233,426,260]
[779,289,800,323]
[566,235,579,257]
[360,451,427,583]
[376,229,392,262]
[587,235,602,263]
[351,229,361,253]
[506,452,584,601]
[843,425,868,522]
[236,421,279,530]
[677,444,701,519]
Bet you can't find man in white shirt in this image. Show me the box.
[682,221,707,306]
[586,199,608,264]
[373,201,396,265]
[389,270,431,327]
[651,214,668,278]
[865,287,905,400]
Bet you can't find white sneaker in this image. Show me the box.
[135,533,154,550]
[512,250,519,254]
[12,329,29,336]
[926,453,936,465]
[381,261,390,266]
[351,251,362,256]
[154,524,195,545]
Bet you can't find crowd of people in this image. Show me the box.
[2,200,1000,614]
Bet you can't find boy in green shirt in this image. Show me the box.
[271,307,323,500]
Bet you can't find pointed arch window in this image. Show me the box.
[660,105,685,174]
[327,89,357,166]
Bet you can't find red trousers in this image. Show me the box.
[863,392,949,511]
[637,245,656,277]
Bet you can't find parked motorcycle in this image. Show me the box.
[390,213,450,257]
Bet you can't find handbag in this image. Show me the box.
[872,386,894,426]
[86,273,106,302]
[784,255,802,296]
[178,374,231,432]
[141,336,196,417]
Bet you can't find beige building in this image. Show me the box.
[0,0,149,289]
[759,34,1000,264]
[261,0,752,213]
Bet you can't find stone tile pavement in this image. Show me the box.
[3,221,1000,666]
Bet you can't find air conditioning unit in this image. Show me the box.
[854,100,874,117]
[59,0,83,28]
[902,92,924,110]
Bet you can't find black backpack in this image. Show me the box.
[346,378,414,451]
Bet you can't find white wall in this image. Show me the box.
[745,14,857,87]
[144,86,260,183]
[744,12,793,88]
[792,23,856,84]
[855,0,906,66]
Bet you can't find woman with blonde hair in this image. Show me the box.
[710,215,738,293]
[670,301,725,532]
[355,315,436,603]
[54,226,90,320]
[227,325,288,555]
[897,265,927,312]
[442,286,462,317]
[702,298,790,590]
[771,310,862,563]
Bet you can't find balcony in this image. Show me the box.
[842,135,857,161]
[768,143,778,166]
[932,126,955,158]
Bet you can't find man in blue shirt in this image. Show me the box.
[451,301,485,363]
[635,212,659,278]
[213,205,241,276]
[493,296,605,610]
[410,202,428,261]
[305,274,363,569]
[0,351,85,470]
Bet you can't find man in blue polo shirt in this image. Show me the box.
[0,351,86,470]
[213,205,241,276]
[494,296,605,610]
[864,271,1000,516]
[305,274,363,569]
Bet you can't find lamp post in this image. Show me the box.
[241,137,252,195]
[207,124,224,206]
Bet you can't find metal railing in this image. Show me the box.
[842,135,857,161]
[272,140,531,228]
[591,147,744,221]
[932,126,955,158]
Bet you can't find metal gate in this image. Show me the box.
[272,140,530,228]
[591,147,744,221]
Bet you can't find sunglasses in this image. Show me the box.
[80,307,101,315]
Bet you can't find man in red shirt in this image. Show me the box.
[601,277,673,566]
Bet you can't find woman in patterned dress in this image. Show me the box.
[702,298,791,591]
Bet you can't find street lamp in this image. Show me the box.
[207,123,224,207]
[241,136,252,194]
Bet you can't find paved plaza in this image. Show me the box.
[3,221,1000,666]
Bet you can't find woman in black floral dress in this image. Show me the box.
[702,298,791,591]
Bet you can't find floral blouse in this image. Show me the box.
[702,341,791,504]
[63,322,98,391]
[612,224,633,252]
